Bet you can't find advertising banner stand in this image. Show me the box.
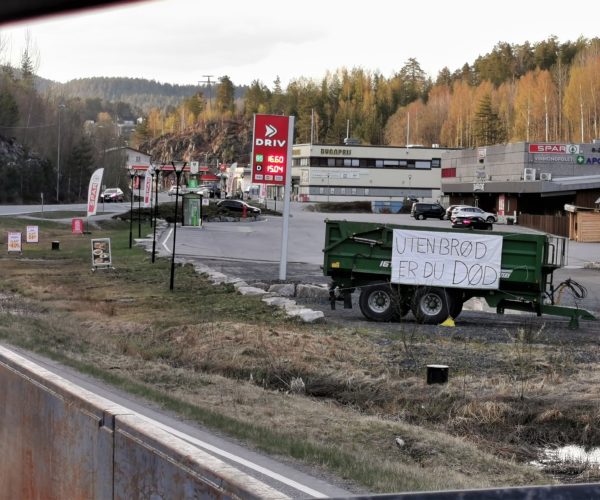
[91,238,114,271]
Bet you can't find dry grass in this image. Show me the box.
[1,216,599,491]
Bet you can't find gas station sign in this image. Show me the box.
[251,114,293,186]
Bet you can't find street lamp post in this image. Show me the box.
[128,167,137,249]
[151,165,162,263]
[56,103,65,202]
[170,161,187,290]
[137,172,142,238]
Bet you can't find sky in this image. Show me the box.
[0,0,598,89]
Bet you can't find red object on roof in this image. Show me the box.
[200,173,219,181]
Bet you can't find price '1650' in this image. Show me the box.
[267,155,285,163]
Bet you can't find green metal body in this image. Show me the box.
[323,219,595,327]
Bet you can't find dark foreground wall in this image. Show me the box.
[0,346,281,499]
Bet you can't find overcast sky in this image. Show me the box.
[0,0,597,89]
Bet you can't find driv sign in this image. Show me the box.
[251,114,293,186]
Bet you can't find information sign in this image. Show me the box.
[26,225,39,243]
[91,238,112,268]
[7,232,21,253]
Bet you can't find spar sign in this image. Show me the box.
[251,114,293,186]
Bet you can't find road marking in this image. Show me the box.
[162,227,173,253]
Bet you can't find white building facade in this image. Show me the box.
[291,144,457,203]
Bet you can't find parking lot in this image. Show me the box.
[166,202,600,324]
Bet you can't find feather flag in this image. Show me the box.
[87,168,104,217]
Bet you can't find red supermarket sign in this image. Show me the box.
[529,143,580,154]
[251,114,293,186]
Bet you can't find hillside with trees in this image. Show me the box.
[134,36,600,155]
[2,34,600,203]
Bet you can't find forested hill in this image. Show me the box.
[49,77,248,114]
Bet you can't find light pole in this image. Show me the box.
[56,103,65,202]
[170,161,187,290]
[151,164,162,263]
[128,167,137,248]
[137,171,142,238]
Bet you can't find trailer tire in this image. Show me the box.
[359,284,403,322]
[411,287,450,324]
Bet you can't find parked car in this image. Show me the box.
[451,216,493,230]
[100,188,124,202]
[445,204,470,220]
[168,185,188,196]
[216,199,261,216]
[410,202,445,220]
[451,206,497,223]
[188,186,210,197]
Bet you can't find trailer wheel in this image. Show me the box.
[359,284,403,322]
[411,287,450,324]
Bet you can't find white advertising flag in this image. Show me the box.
[87,168,104,217]
[143,170,152,208]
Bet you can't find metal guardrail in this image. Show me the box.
[334,482,600,499]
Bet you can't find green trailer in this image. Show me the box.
[323,219,595,329]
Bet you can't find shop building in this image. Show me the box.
[441,141,600,217]
[291,144,458,203]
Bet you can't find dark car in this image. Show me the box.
[100,188,124,202]
[410,202,445,220]
[216,199,261,216]
[451,216,493,230]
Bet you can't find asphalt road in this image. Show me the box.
[163,203,600,318]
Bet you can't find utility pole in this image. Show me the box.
[200,75,215,111]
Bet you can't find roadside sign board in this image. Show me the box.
[26,225,39,243]
[251,114,293,186]
[7,232,21,253]
[91,238,112,268]
[72,218,84,234]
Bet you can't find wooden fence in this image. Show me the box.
[517,214,569,237]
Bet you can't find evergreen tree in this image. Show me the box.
[0,90,19,127]
[215,76,235,114]
[473,94,506,146]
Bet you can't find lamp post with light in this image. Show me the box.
[56,103,66,202]
[151,164,162,263]
[137,171,142,238]
[128,166,137,248]
[170,161,187,290]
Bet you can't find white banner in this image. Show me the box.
[87,168,104,217]
[391,230,503,289]
[143,171,152,208]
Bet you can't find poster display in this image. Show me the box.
[91,238,112,268]
[26,225,39,243]
[391,229,503,289]
[7,232,22,253]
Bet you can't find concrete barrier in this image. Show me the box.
[0,346,286,499]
